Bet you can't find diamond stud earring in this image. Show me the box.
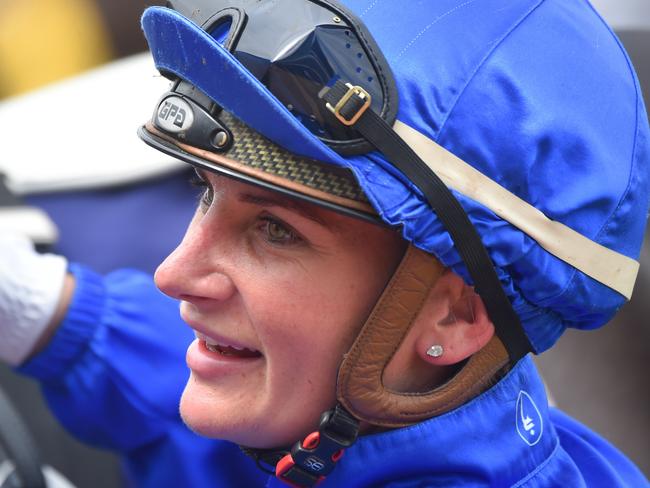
[426,344,444,358]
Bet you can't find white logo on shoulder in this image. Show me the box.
[516,390,543,446]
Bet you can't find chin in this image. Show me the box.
[179,376,282,448]
[179,377,238,440]
[179,376,323,448]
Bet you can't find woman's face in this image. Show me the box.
[155,170,406,448]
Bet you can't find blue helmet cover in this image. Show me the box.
[141,0,650,353]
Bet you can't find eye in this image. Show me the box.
[189,170,214,209]
[259,216,302,246]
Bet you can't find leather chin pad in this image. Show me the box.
[336,244,509,428]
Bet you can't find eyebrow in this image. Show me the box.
[237,192,330,228]
[195,168,334,229]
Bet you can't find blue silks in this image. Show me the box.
[141,0,650,353]
[19,266,648,487]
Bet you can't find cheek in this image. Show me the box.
[256,261,382,369]
[246,268,361,390]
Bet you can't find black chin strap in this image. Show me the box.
[322,80,533,363]
[241,405,359,487]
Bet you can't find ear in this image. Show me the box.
[412,269,495,366]
[383,268,496,391]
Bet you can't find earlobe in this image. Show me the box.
[413,272,495,367]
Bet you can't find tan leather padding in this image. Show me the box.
[336,244,510,428]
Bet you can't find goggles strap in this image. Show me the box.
[322,80,533,364]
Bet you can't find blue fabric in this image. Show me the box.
[26,170,197,275]
[19,268,648,486]
[141,0,650,352]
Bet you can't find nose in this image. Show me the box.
[154,213,236,303]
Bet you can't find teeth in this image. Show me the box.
[202,337,260,357]
[205,341,250,351]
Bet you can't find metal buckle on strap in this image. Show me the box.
[326,83,372,126]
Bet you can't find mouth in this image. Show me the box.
[197,332,263,359]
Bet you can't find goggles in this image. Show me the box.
[160,0,397,155]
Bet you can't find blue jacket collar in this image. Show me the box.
[267,356,557,487]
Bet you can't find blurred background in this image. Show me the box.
[0,0,648,486]
[0,0,153,98]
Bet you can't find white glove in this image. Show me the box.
[0,234,67,366]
